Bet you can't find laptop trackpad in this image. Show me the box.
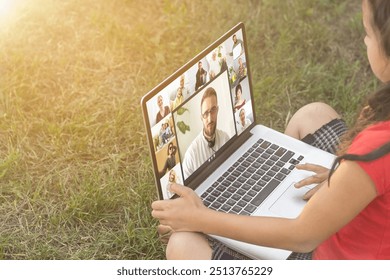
[269,183,310,219]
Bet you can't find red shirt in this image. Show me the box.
[314,120,390,259]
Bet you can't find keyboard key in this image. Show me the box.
[270,155,280,162]
[252,151,260,158]
[255,147,265,154]
[201,192,209,199]
[227,175,236,182]
[274,147,287,157]
[281,168,291,175]
[237,165,246,172]
[210,201,222,210]
[247,190,257,197]
[256,157,265,164]
[262,175,272,182]
[275,172,286,181]
[260,141,271,149]
[244,204,257,214]
[211,190,221,197]
[232,205,243,213]
[261,164,271,171]
[221,180,231,187]
[237,189,246,196]
[222,191,232,199]
[280,151,295,162]
[227,199,236,206]
[247,166,257,173]
[258,180,266,187]
[256,169,265,176]
[271,166,281,172]
[270,144,279,150]
[247,178,256,185]
[221,204,231,212]
[247,157,255,163]
[237,200,247,207]
[266,170,276,177]
[237,177,247,183]
[260,153,271,159]
[250,179,280,206]
[289,158,300,165]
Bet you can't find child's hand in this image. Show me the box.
[151,184,207,232]
[294,163,329,200]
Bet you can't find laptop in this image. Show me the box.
[141,22,335,259]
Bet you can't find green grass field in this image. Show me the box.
[0,0,377,259]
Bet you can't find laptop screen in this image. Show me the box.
[143,23,255,199]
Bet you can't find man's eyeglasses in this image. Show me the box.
[201,106,219,119]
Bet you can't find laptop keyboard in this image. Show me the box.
[200,138,304,215]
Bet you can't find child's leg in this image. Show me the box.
[166,232,212,260]
[284,102,341,140]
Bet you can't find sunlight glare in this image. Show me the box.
[0,0,23,22]
[0,0,13,15]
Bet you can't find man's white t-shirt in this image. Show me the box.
[237,118,252,133]
[209,58,221,77]
[182,129,230,179]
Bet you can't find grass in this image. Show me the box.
[0,0,376,259]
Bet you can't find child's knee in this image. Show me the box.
[299,102,339,118]
[166,232,186,259]
[285,102,340,139]
[166,232,211,260]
